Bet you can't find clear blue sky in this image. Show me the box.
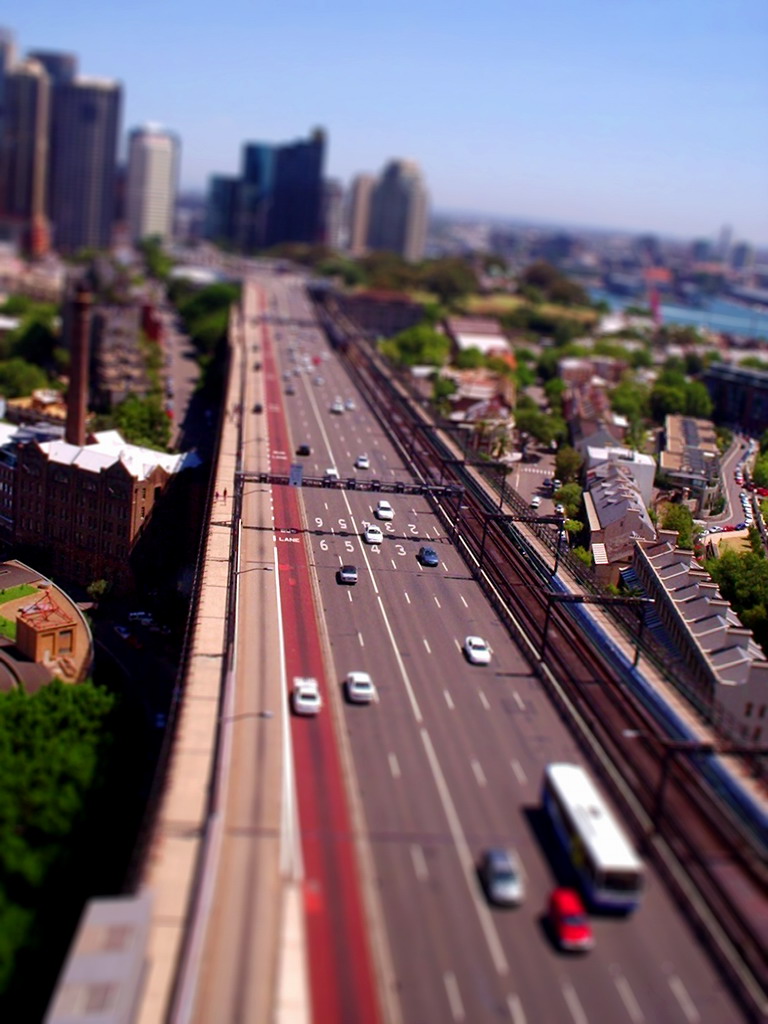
[3,1,766,244]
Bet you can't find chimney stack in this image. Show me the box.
[65,281,92,446]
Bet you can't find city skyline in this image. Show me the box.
[1,1,766,246]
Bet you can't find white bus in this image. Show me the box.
[542,762,644,912]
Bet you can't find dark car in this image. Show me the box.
[296,444,311,456]
[418,546,440,567]
[252,402,263,414]
[337,565,358,585]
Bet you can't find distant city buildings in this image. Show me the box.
[126,125,180,243]
[363,159,429,262]
[48,76,121,252]
[206,128,326,252]
[0,27,185,257]
[347,173,374,256]
[0,57,51,254]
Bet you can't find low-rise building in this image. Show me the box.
[659,415,720,512]
[583,459,656,579]
[634,530,768,741]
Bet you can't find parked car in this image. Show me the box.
[548,888,594,952]
[345,671,377,704]
[479,848,525,906]
[463,636,492,665]
[418,546,440,567]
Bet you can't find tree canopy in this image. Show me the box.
[380,323,450,367]
[660,503,694,550]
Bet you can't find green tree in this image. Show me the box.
[752,455,768,488]
[610,378,649,421]
[684,380,713,418]
[112,394,171,449]
[454,347,485,370]
[557,483,583,518]
[650,383,686,421]
[660,503,694,549]
[380,323,450,367]
[555,446,583,483]
[705,549,768,654]
[0,359,48,398]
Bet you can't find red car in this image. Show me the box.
[548,888,594,952]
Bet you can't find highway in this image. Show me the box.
[251,272,747,1023]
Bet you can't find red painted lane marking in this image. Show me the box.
[257,297,381,1024]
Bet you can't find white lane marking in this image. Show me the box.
[441,561,448,571]
[347,590,353,602]
[561,981,588,1024]
[443,971,465,1022]
[444,689,455,710]
[511,760,527,785]
[391,559,397,569]
[423,637,431,654]
[434,595,441,608]
[471,759,487,787]
[507,993,527,1024]
[358,631,365,648]
[404,592,411,604]
[460,594,468,608]
[478,690,490,711]
[513,691,525,711]
[453,637,463,652]
[377,595,423,722]
[421,729,508,975]
[668,976,700,1023]
[614,974,644,1023]
[388,752,401,779]
[410,844,429,881]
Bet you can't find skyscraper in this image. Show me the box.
[347,173,374,256]
[367,159,428,262]
[207,128,326,252]
[126,125,180,243]
[27,50,77,87]
[0,58,51,254]
[48,76,121,253]
[0,28,17,146]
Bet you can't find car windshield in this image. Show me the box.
[562,912,587,927]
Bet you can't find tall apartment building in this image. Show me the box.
[206,127,326,252]
[347,173,374,256]
[126,125,180,243]
[0,29,17,145]
[0,57,51,254]
[48,76,121,252]
[27,50,77,86]
[367,159,428,262]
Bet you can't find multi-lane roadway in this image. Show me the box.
[243,273,747,1024]
[172,267,752,1023]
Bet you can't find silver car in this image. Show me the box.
[479,848,525,906]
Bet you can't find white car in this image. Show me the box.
[374,499,394,520]
[330,398,344,414]
[355,454,370,470]
[291,677,322,716]
[463,636,492,665]
[364,524,384,544]
[530,495,541,509]
[555,503,566,516]
[344,398,356,410]
[345,671,377,704]
[324,467,340,481]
